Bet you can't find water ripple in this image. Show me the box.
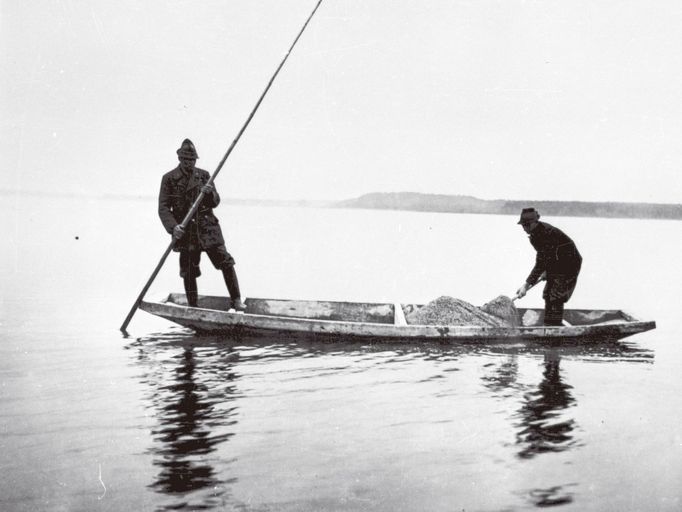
[123,330,656,509]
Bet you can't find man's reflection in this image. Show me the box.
[515,350,576,459]
[479,342,653,507]
[134,339,240,508]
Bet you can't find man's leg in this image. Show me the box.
[543,272,579,326]
[542,276,565,326]
[207,245,246,311]
[222,265,245,310]
[180,249,201,307]
[183,275,198,308]
[544,300,564,326]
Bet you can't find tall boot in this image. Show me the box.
[544,300,564,326]
[222,265,245,311]
[183,275,198,307]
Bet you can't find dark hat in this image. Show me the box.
[176,138,199,159]
[517,207,540,224]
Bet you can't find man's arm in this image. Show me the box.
[526,251,546,286]
[516,254,546,299]
[201,182,220,208]
[158,176,178,234]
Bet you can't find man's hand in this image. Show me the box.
[201,184,214,195]
[515,282,531,299]
[173,225,185,240]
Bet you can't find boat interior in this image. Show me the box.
[164,294,634,328]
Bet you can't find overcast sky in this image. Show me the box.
[2,0,681,203]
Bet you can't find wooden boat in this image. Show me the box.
[139,293,656,342]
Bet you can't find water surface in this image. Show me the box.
[1,196,680,511]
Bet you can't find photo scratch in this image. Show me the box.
[98,463,106,500]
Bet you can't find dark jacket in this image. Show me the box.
[158,166,225,251]
[526,221,582,285]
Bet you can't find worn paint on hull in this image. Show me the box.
[139,294,656,343]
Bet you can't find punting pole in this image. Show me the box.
[120,0,325,334]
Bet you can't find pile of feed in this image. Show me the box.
[405,295,519,327]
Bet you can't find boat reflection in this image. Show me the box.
[128,332,240,510]
[127,329,653,510]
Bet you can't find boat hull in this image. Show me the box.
[139,294,656,343]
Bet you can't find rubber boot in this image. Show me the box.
[222,265,246,311]
[183,275,198,307]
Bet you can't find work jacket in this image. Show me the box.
[526,221,582,285]
[158,165,225,251]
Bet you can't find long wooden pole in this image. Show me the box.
[120,0,324,333]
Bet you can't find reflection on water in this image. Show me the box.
[515,351,577,460]
[525,484,578,508]
[127,331,654,510]
[481,340,652,508]
[508,341,653,462]
[129,332,240,510]
[481,354,520,396]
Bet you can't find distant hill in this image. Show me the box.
[336,192,682,220]
[3,189,680,220]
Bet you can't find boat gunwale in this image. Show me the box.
[139,296,656,340]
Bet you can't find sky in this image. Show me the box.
[2,0,682,203]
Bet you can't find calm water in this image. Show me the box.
[1,194,681,511]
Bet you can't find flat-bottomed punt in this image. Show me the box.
[140,294,656,342]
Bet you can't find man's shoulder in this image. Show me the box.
[161,166,183,182]
[162,166,180,177]
[530,222,553,241]
[538,222,573,242]
[537,221,558,233]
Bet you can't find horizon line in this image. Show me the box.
[2,188,680,207]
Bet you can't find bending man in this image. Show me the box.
[158,138,246,311]
[515,208,582,326]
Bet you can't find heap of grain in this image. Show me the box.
[405,295,519,327]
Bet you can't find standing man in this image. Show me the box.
[158,139,246,311]
[515,208,582,326]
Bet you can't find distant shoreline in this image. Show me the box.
[3,189,681,220]
[336,192,682,221]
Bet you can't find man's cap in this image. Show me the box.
[517,207,540,224]
[176,138,199,159]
